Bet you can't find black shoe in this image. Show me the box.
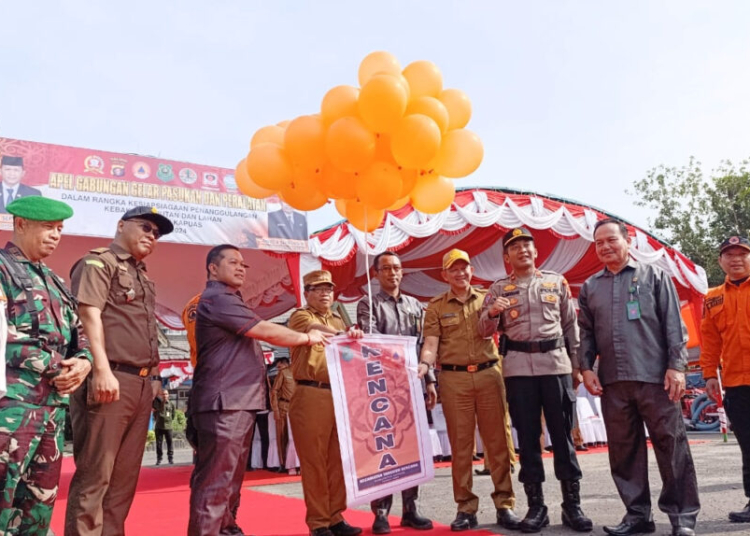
[372,513,390,534]
[168,459,174,464]
[730,501,750,522]
[603,519,656,536]
[310,529,334,536]
[401,510,432,530]
[497,508,522,530]
[520,483,549,533]
[156,459,161,465]
[474,468,491,476]
[672,528,695,536]
[450,512,478,532]
[329,520,362,536]
[575,444,589,452]
[560,480,593,532]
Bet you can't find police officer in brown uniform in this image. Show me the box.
[65,206,173,536]
[419,249,520,532]
[288,270,365,536]
[270,356,295,470]
[479,227,592,533]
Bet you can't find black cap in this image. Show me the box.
[1,156,23,167]
[121,206,174,236]
[720,235,750,254]
[503,227,534,248]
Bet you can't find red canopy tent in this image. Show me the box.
[303,188,707,349]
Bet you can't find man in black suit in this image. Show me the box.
[0,156,42,214]
[267,202,308,241]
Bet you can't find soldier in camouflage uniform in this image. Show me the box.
[0,196,93,535]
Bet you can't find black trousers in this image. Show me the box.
[505,374,582,484]
[724,385,750,498]
[247,412,270,469]
[371,486,420,516]
[601,381,700,529]
[155,428,173,461]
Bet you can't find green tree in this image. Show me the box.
[628,157,750,287]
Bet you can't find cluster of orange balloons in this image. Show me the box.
[235,51,483,232]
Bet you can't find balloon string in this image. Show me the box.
[364,210,373,335]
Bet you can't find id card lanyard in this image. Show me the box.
[626,276,641,321]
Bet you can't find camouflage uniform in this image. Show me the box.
[0,242,92,535]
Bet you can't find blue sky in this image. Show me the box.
[2,1,749,234]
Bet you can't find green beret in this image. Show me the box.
[6,196,74,221]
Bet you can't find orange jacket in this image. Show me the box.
[700,278,750,387]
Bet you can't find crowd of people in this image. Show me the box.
[0,196,749,536]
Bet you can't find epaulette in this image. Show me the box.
[89,247,110,254]
[429,294,444,303]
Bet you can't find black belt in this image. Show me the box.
[440,360,498,373]
[110,362,156,379]
[506,337,565,353]
[297,379,331,390]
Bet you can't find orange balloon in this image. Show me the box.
[410,174,456,214]
[387,196,410,211]
[321,85,359,125]
[433,129,484,178]
[390,114,442,169]
[358,74,409,134]
[358,51,402,86]
[235,158,274,199]
[399,167,418,197]
[284,115,326,168]
[277,120,291,128]
[346,199,385,233]
[320,161,357,199]
[246,143,293,190]
[405,96,449,134]
[438,89,472,130]
[334,199,348,219]
[356,161,402,210]
[250,125,285,148]
[402,60,443,99]
[374,134,397,166]
[280,171,327,212]
[324,116,377,173]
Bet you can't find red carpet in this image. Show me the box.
[50,457,497,535]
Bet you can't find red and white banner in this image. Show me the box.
[325,334,434,506]
[0,138,309,252]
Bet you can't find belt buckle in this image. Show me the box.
[138,367,149,377]
[467,364,478,373]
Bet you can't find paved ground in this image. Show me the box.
[224,432,749,535]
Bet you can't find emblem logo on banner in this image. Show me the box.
[132,162,151,179]
[157,164,174,182]
[179,167,198,185]
[84,155,105,174]
[325,334,434,507]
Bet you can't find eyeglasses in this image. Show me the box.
[306,286,334,294]
[129,220,161,239]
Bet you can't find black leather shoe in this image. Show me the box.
[729,501,750,522]
[401,511,432,530]
[575,444,589,452]
[520,483,549,533]
[603,519,656,535]
[329,520,362,536]
[372,513,390,534]
[450,512,478,532]
[497,508,522,530]
[474,468,491,476]
[310,529,334,536]
[671,527,695,536]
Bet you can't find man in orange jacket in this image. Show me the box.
[701,235,750,523]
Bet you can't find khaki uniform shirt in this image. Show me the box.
[288,306,347,383]
[70,242,159,368]
[271,366,295,414]
[423,286,499,366]
[479,270,579,377]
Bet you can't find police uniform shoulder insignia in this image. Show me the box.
[483,293,494,306]
[85,259,105,269]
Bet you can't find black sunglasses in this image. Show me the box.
[129,220,161,239]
